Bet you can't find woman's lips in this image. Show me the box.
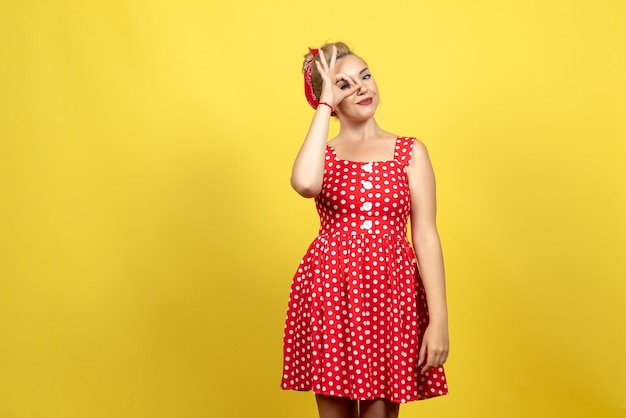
[357,97,373,105]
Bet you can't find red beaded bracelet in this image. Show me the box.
[317,102,334,112]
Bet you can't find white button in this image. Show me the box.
[362,181,373,190]
[361,220,372,229]
[362,202,372,211]
[362,163,373,173]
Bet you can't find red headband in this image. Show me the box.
[303,47,319,110]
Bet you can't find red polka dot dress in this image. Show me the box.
[281,137,448,403]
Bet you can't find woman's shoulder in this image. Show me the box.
[395,136,427,151]
[395,137,431,167]
[405,138,434,171]
[397,136,427,150]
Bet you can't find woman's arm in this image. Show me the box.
[290,46,359,198]
[405,139,450,374]
[290,105,333,197]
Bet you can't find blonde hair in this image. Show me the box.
[302,42,359,101]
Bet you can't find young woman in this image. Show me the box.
[281,42,449,418]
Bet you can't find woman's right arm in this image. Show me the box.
[290,46,358,198]
[290,105,333,198]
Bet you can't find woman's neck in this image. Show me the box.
[337,118,386,141]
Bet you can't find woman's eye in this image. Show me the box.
[339,84,350,90]
[363,74,371,80]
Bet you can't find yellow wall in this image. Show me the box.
[1,1,624,417]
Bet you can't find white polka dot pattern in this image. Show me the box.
[281,137,448,403]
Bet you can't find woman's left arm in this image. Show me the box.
[405,139,450,375]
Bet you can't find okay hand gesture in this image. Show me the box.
[315,45,360,109]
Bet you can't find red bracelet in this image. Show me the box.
[317,102,334,112]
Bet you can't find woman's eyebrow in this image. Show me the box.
[359,67,369,74]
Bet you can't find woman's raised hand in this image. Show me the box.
[315,45,360,109]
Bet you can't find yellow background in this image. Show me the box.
[1,1,625,417]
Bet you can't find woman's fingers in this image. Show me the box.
[418,341,449,375]
[329,44,337,70]
[334,73,359,98]
[319,45,337,74]
[315,60,330,82]
[317,46,341,80]
[314,48,361,106]
[318,48,329,74]
[417,343,427,370]
[335,72,354,85]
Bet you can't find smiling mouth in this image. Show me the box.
[357,98,373,105]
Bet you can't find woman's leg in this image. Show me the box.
[315,394,358,418]
[359,399,399,418]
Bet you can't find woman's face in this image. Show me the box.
[334,54,379,120]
